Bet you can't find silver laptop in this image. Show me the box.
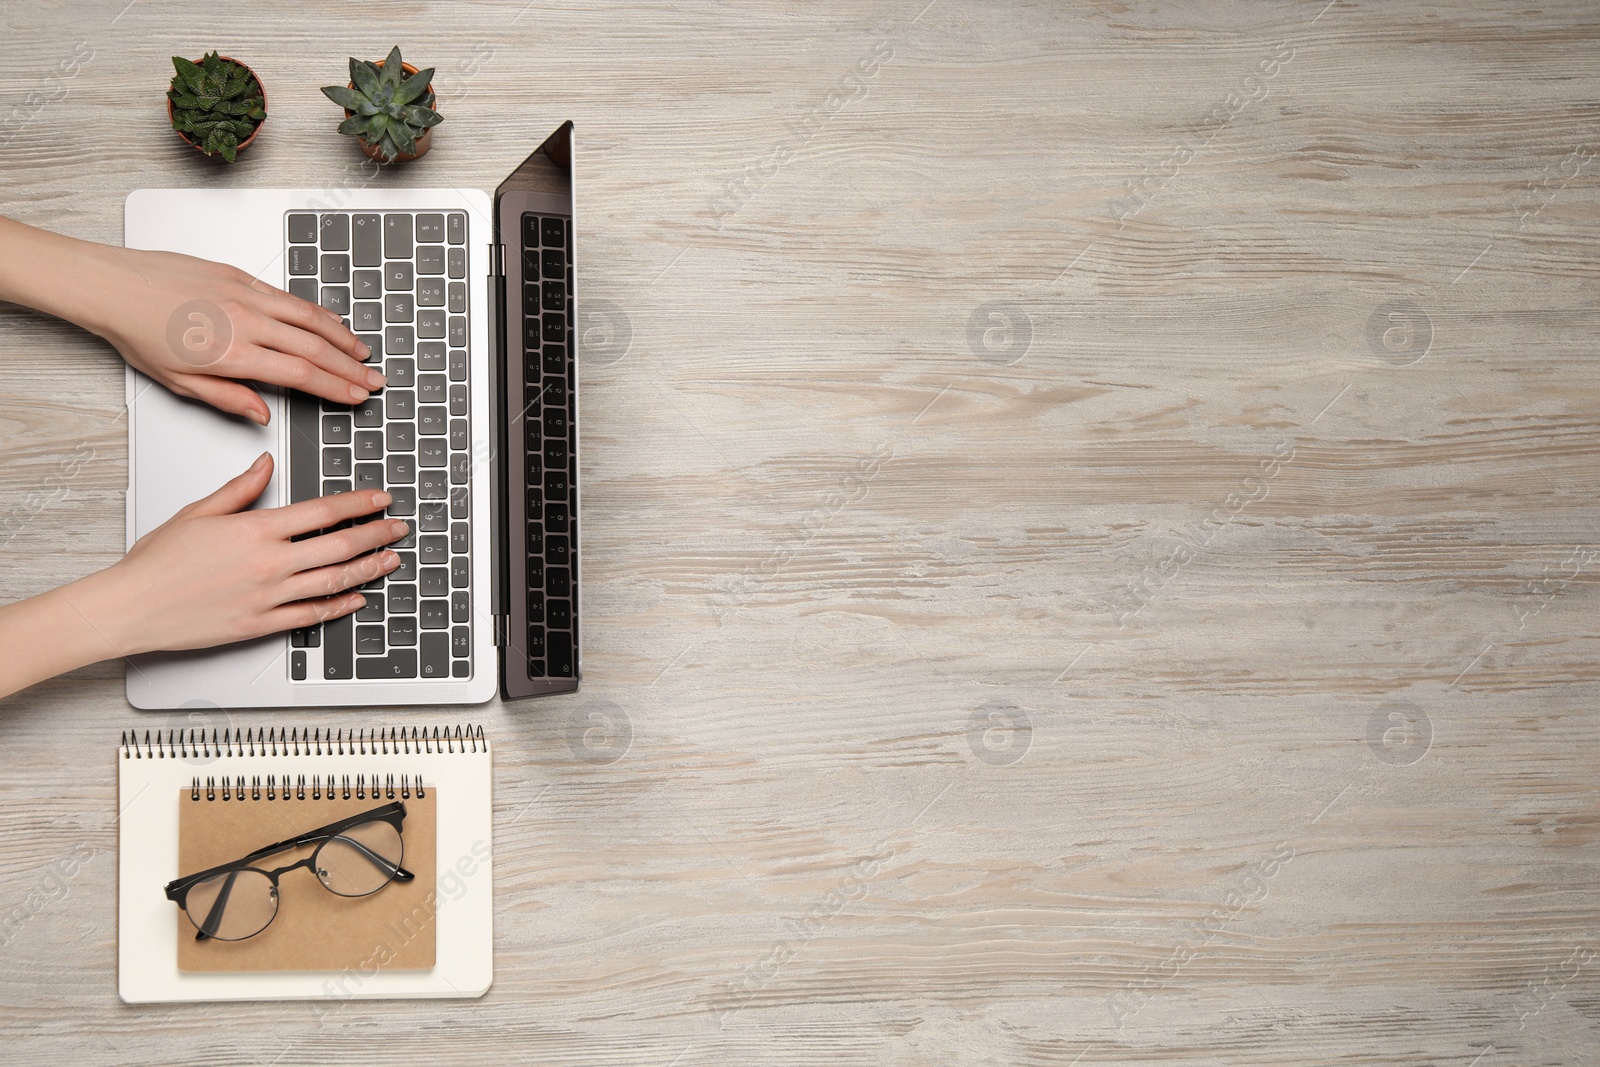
[124,122,580,708]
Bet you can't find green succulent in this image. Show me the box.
[168,52,265,163]
[321,46,442,164]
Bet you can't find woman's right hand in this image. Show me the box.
[66,452,406,656]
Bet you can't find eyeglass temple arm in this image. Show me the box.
[337,835,415,882]
[233,804,407,867]
[194,869,240,942]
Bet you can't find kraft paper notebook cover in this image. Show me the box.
[117,726,492,1004]
[176,785,438,973]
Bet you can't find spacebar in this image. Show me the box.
[287,391,321,506]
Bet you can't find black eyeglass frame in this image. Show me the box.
[164,800,415,942]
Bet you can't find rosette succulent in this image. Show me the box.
[321,46,443,164]
[167,52,266,163]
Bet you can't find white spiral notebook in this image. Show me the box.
[117,725,493,1004]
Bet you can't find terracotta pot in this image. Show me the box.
[346,59,435,164]
[167,55,266,160]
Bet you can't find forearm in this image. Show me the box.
[0,574,131,700]
[0,215,131,336]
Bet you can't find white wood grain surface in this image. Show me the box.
[1,1,1597,1064]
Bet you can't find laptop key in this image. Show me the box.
[352,269,383,299]
[419,472,447,500]
[384,260,414,291]
[388,616,417,647]
[416,245,445,275]
[356,650,417,679]
[289,246,319,276]
[320,253,350,283]
[384,292,415,323]
[386,389,416,420]
[323,614,354,679]
[352,214,382,265]
[385,454,415,485]
[419,534,449,565]
[320,213,350,251]
[447,213,466,245]
[288,214,317,244]
[384,325,415,355]
[451,521,469,554]
[421,600,449,630]
[448,282,466,313]
[417,341,447,371]
[451,590,470,623]
[547,630,574,677]
[543,344,566,375]
[419,407,448,436]
[385,420,414,453]
[388,584,417,613]
[448,316,467,347]
[356,592,384,621]
[392,551,417,582]
[357,333,383,361]
[353,396,383,427]
[354,430,383,460]
[288,277,319,303]
[386,357,415,389]
[541,217,565,247]
[450,485,469,519]
[452,625,470,658]
[417,278,445,306]
[355,462,383,491]
[322,413,352,444]
[323,447,352,478]
[547,599,571,630]
[320,285,351,315]
[291,650,307,680]
[416,214,445,242]
[420,632,449,677]
[352,302,382,332]
[383,213,413,260]
[450,418,468,450]
[447,247,465,279]
[451,556,469,589]
[542,279,564,311]
[546,566,570,598]
[419,500,449,530]
[417,309,446,338]
[449,349,469,382]
[420,567,449,598]
[419,439,446,468]
[356,624,385,656]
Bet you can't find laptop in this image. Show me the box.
[123,121,579,708]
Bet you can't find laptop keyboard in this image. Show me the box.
[283,210,473,683]
[518,211,577,680]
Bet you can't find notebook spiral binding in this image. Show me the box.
[118,724,485,760]
[189,772,425,803]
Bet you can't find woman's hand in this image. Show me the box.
[0,216,384,424]
[72,452,406,655]
[0,454,407,699]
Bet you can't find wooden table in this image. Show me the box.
[1,1,1596,1063]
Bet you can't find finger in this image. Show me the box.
[261,590,369,633]
[253,315,384,392]
[284,548,401,603]
[184,452,273,518]
[248,278,370,358]
[271,488,393,538]
[293,516,410,571]
[180,374,271,426]
[238,344,374,406]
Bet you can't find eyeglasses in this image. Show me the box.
[164,801,414,942]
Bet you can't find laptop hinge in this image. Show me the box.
[494,614,507,646]
[487,238,507,623]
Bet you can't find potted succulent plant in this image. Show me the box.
[321,46,442,164]
[167,52,266,162]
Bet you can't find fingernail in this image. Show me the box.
[350,593,366,607]
[250,409,270,426]
[357,342,372,358]
[366,369,386,389]
[349,385,369,402]
[390,519,409,537]
[372,490,393,507]
[381,550,400,568]
[249,452,270,471]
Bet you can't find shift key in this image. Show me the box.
[322,614,354,679]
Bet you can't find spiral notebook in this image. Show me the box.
[118,726,493,1004]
